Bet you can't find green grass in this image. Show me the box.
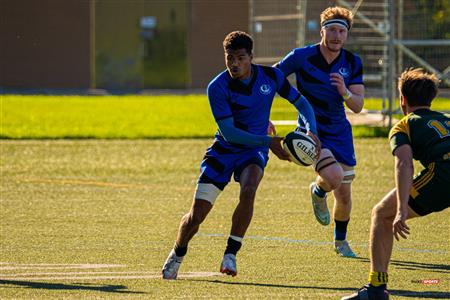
[1,139,449,299]
[2,95,449,139]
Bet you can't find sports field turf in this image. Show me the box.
[1,139,449,299]
[1,95,449,139]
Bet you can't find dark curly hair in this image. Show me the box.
[223,31,253,55]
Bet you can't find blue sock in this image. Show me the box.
[334,219,350,241]
[313,184,327,198]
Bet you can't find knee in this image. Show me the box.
[328,172,344,190]
[371,203,390,223]
[240,185,257,202]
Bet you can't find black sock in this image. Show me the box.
[224,237,242,255]
[174,243,187,257]
[334,219,350,241]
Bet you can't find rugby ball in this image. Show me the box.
[283,131,316,166]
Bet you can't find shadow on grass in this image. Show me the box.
[354,257,450,273]
[0,280,144,294]
[192,279,450,299]
[390,290,450,299]
[391,260,450,273]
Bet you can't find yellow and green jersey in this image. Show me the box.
[389,108,450,167]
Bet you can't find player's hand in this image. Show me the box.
[307,131,321,159]
[267,120,277,136]
[269,136,291,161]
[330,73,347,96]
[393,210,410,241]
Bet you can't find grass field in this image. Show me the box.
[1,95,449,139]
[1,139,449,299]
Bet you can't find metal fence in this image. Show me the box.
[250,0,450,125]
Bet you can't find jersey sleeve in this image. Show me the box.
[275,48,301,77]
[207,81,232,121]
[349,55,364,86]
[389,116,411,154]
[273,67,300,103]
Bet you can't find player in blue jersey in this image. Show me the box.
[162,31,320,279]
[275,6,365,257]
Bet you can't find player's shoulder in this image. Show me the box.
[389,114,410,140]
[207,70,230,92]
[292,44,317,57]
[256,64,283,82]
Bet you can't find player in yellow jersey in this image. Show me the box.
[342,68,450,300]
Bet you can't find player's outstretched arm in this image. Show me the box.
[217,117,272,147]
[392,144,414,241]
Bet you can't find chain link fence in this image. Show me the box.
[250,0,450,122]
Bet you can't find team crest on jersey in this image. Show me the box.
[338,67,350,78]
[260,84,272,95]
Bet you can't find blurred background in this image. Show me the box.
[1,0,449,98]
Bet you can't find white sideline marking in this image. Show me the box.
[198,233,448,254]
[0,271,160,276]
[0,264,125,271]
[0,263,222,281]
[0,272,222,281]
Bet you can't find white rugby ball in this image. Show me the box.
[283,131,316,166]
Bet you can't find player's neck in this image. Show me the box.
[407,105,430,113]
[319,42,341,64]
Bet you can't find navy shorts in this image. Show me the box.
[321,133,356,167]
[198,141,269,190]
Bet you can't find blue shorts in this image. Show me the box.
[198,140,269,190]
[318,122,356,166]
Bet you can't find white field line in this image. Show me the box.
[0,264,125,271]
[0,263,222,281]
[197,233,449,254]
[0,272,222,281]
[0,271,160,276]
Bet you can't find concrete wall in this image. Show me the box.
[0,0,91,88]
[188,1,249,88]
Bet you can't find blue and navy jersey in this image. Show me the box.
[276,44,363,137]
[207,64,301,150]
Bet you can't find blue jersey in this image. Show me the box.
[207,64,302,151]
[276,44,364,166]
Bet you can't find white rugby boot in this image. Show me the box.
[220,253,237,277]
[161,249,183,279]
[335,240,357,258]
[310,182,330,225]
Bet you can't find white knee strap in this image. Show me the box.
[342,170,355,184]
[194,183,222,205]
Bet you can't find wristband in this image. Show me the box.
[343,89,352,100]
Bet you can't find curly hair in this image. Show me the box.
[320,6,353,30]
[223,31,253,55]
[398,68,440,106]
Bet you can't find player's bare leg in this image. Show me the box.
[333,181,356,257]
[310,149,343,225]
[221,164,263,276]
[176,199,213,247]
[162,199,212,279]
[342,189,420,299]
[370,188,419,272]
[333,163,356,257]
